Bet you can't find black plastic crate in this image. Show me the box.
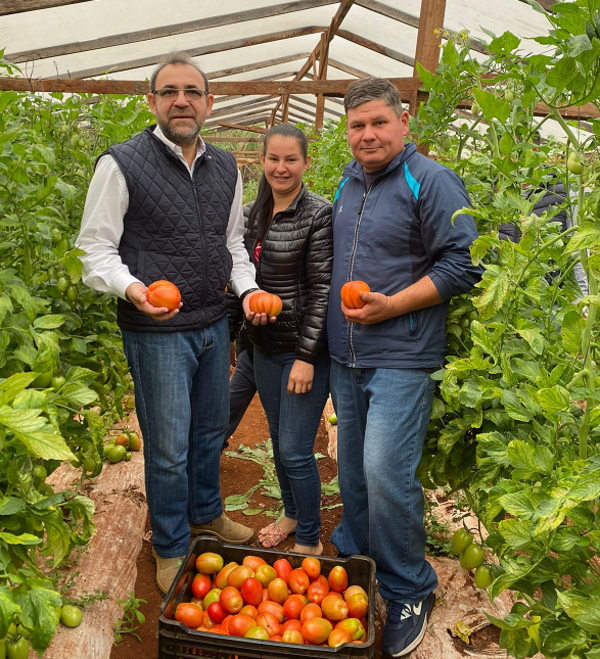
[158,535,376,659]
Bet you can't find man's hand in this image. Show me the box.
[287,360,314,395]
[342,291,394,325]
[125,282,181,321]
[243,290,278,326]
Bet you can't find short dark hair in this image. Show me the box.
[344,78,403,117]
[149,52,209,94]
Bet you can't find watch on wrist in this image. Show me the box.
[240,287,259,301]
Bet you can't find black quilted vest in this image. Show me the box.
[104,127,238,332]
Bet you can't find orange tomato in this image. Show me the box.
[249,291,283,317]
[175,602,203,628]
[302,556,321,579]
[340,280,370,309]
[147,280,181,310]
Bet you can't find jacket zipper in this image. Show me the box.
[348,182,374,367]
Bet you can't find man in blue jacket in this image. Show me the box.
[328,78,482,657]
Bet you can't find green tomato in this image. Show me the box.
[471,101,481,115]
[328,413,337,425]
[32,464,47,487]
[32,371,53,388]
[459,543,486,570]
[83,457,96,473]
[440,135,452,151]
[567,154,584,175]
[451,528,473,554]
[504,90,515,102]
[105,445,127,464]
[57,277,69,293]
[473,565,493,589]
[6,637,29,659]
[66,286,78,302]
[60,604,83,628]
[128,433,141,452]
[51,376,66,390]
[14,626,30,641]
[0,640,5,659]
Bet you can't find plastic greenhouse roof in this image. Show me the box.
[0,0,560,130]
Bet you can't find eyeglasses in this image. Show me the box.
[152,88,209,100]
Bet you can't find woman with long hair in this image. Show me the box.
[245,124,332,555]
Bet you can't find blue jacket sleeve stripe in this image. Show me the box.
[333,176,350,203]
[404,163,420,200]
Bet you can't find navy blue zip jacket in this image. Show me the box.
[327,142,482,369]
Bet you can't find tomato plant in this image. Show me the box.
[147,280,181,311]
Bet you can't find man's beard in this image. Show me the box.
[159,117,202,146]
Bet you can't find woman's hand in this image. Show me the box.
[287,360,314,395]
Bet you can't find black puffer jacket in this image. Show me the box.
[245,185,333,364]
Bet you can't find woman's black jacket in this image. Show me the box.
[244,185,333,364]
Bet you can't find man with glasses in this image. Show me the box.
[77,53,263,595]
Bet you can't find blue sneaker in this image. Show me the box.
[382,591,436,657]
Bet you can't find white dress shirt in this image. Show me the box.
[76,125,256,301]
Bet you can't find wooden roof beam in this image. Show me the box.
[217,122,268,134]
[54,26,325,79]
[6,0,336,62]
[0,0,92,16]
[337,30,415,67]
[206,53,311,80]
[289,95,343,116]
[208,96,276,119]
[327,58,370,79]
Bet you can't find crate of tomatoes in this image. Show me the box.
[158,535,375,659]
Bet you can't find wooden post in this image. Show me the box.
[315,33,329,130]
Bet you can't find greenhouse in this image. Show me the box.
[0,1,598,658]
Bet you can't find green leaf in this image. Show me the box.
[475,265,511,318]
[33,314,66,330]
[561,310,585,354]
[242,508,263,516]
[44,511,72,566]
[63,495,96,544]
[499,518,534,550]
[567,33,592,56]
[536,386,570,413]
[0,585,21,640]
[503,391,533,422]
[567,226,600,253]
[507,440,554,475]
[0,531,43,545]
[472,88,510,123]
[514,328,545,355]
[0,372,37,406]
[58,384,98,407]
[0,407,75,460]
[541,621,589,655]
[14,579,62,654]
[0,496,25,516]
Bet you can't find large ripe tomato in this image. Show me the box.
[302,556,321,579]
[282,629,304,644]
[300,602,322,624]
[340,280,370,309]
[207,601,228,624]
[307,580,329,605]
[282,619,302,634]
[267,577,289,604]
[195,552,224,575]
[240,577,263,607]
[191,573,212,600]
[328,566,348,593]
[273,558,293,584]
[283,594,306,619]
[228,613,256,637]
[215,562,239,589]
[147,280,181,311]
[343,585,367,602]
[346,593,368,619]
[175,602,204,628]
[288,568,310,594]
[257,600,285,623]
[227,565,255,588]
[321,594,348,621]
[256,611,281,637]
[239,605,258,619]
[301,617,332,645]
[249,292,283,317]
[220,586,244,614]
[243,555,267,571]
[328,628,353,648]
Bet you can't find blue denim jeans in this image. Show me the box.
[122,316,230,558]
[329,360,438,603]
[226,349,256,441]
[253,350,330,547]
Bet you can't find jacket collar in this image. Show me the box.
[274,183,308,216]
[343,142,417,181]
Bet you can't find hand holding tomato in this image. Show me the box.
[243,290,280,326]
[341,289,392,325]
[125,282,181,321]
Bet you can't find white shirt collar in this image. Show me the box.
[152,124,206,172]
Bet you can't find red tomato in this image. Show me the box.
[221,615,232,634]
[347,593,369,619]
[321,594,348,621]
[328,566,349,593]
[220,586,244,614]
[239,604,258,619]
[240,577,263,607]
[300,602,323,624]
[302,556,321,579]
[270,634,283,642]
[249,292,283,317]
[343,585,367,602]
[282,619,302,634]
[273,558,293,584]
[228,613,256,637]
[202,610,217,629]
[283,594,306,619]
[147,280,181,311]
[340,280,370,309]
[191,573,212,600]
[175,603,203,628]
[267,577,290,604]
[215,562,239,589]
[301,617,332,645]
[256,611,281,637]
[257,600,285,623]
[307,580,329,605]
[207,601,228,624]
[288,568,310,594]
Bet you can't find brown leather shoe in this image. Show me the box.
[152,548,186,595]
[189,513,254,544]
